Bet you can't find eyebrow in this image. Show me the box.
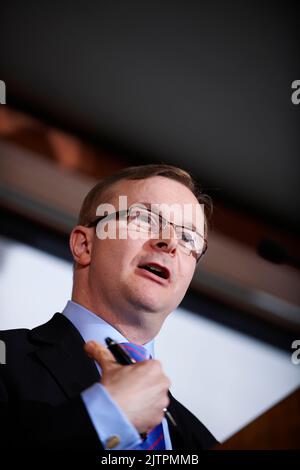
[136,201,198,233]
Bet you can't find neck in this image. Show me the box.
[108,317,161,345]
[71,292,164,345]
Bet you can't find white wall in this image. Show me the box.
[0,236,72,330]
[0,235,299,442]
[155,310,300,442]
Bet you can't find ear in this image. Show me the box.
[69,225,93,267]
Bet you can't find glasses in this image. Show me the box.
[87,204,207,262]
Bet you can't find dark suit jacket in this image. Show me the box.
[0,313,217,450]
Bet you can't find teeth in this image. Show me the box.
[140,264,168,279]
[147,265,162,272]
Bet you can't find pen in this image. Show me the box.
[105,337,137,365]
[105,337,178,430]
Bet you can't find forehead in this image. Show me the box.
[106,176,204,231]
[107,176,198,204]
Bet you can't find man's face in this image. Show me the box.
[87,176,205,324]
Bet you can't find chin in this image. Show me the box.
[126,283,171,313]
[137,300,164,313]
[130,295,166,314]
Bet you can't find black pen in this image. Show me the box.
[105,337,137,365]
[105,337,177,429]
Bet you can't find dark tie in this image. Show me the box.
[119,342,166,450]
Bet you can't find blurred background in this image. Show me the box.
[0,1,299,445]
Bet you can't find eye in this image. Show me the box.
[138,213,152,224]
[128,209,158,230]
[181,231,195,245]
[129,210,145,222]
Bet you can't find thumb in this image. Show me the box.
[84,340,117,370]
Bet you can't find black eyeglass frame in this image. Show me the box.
[86,205,207,263]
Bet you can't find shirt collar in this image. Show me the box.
[62,300,155,359]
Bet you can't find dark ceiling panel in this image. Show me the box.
[1,1,299,232]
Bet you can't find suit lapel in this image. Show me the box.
[167,391,195,450]
[30,313,100,399]
[28,314,198,449]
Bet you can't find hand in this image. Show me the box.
[84,340,171,434]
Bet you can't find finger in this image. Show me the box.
[84,341,118,370]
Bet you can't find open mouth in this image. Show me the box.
[138,263,170,280]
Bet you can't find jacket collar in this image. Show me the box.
[29,313,100,399]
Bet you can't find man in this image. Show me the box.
[0,164,217,450]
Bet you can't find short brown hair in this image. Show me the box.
[78,164,212,236]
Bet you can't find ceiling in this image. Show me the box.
[1,1,299,233]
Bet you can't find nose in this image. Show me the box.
[149,225,178,257]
